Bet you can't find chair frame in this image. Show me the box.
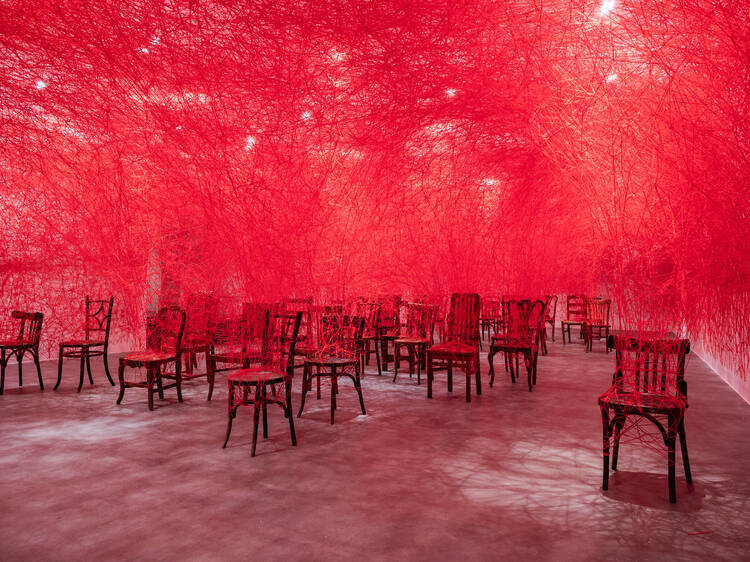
[584,298,611,352]
[393,302,436,384]
[599,334,692,503]
[56,296,115,392]
[426,293,481,403]
[116,306,186,411]
[0,311,44,394]
[561,294,587,344]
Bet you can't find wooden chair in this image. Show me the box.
[282,297,314,373]
[599,334,692,503]
[488,299,544,392]
[426,293,481,402]
[56,296,115,392]
[223,309,301,457]
[0,311,44,394]
[207,300,265,379]
[561,294,587,344]
[480,297,502,347]
[117,306,185,410]
[377,295,402,372]
[584,298,611,352]
[298,315,366,424]
[393,303,436,384]
[166,293,218,399]
[355,299,382,375]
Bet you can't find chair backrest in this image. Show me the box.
[148,306,186,355]
[610,335,690,400]
[404,302,436,342]
[501,300,545,345]
[544,295,558,323]
[183,293,218,345]
[586,298,611,326]
[310,314,364,359]
[481,297,502,321]
[377,294,402,333]
[355,300,381,337]
[282,297,313,341]
[84,296,114,345]
[262,309,302,376]
[11,311,44,345]
[446,293,480,345]
[566,295,587,322]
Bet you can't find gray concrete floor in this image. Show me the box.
[1,336,749,561]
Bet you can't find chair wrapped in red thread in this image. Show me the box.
[0,311,44,394]
[583,298,611,352]
[393,302,436,384]
[599,334,692,504]
[561,294,587,344]
[426,293,481,402]
[540,294,558,354]
[488,299,544,392]
[117,306,185,411]
[224,308,301,457]
[298,314,366,425]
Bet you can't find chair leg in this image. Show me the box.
[223,387,235,448]
[34,350,44,390]
[526,353,533,392]
[392,342,400,382]
[103,352,115,385]
[474,355,481,396]
[0,349,6,395]
[427,355,433,399]
[552,322,555,342]
[55,346,64,390]
[18,352,23,387]
[116,361,126,404]
[147,366,155,411]
[612,416,624,470]
[175,358,183,402]
[251,395,261,457]
[330,369,337,425]
[488,350,495,388]
[355,364,366,415]
[297,364,309,418]
[667,426,677,503]
[262,386,269,439]
[155,367,165,399]
[465,372,471,403]
[375,339,382,376]
[77,356,85,393]
[678,418,692,483]
[600,405,611,491]
[447,363,453,392]
[286,380,297,446]
[85,353,94,384]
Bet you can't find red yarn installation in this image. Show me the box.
[0,1,748,383]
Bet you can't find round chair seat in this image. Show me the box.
[304,356,357,367]
[60,339,104,347]
[228,367,287,385]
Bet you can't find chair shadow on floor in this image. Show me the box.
[603,470,704,512]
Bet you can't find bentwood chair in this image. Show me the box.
[480,297,502,346]
[488,299,544,392]
[224,309,302,457]
[542,294,558,350]
[298,315,366,424]
[56,296,115,392]
[167,293,218,399]
[393,303,435,384]
[0,311,44,394]
[377,295,402,372]
[426,293,481,402]
[355,299,382,375]
[117,306,186,410]
[599,334,692,503]
[561,294,587,344]
[584,298,611,352]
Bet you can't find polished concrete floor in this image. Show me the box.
[1,335,749,561]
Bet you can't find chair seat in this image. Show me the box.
[428,342,476,356]
[395,336,429,345]
[122,351,177,364]
[0,339,34,348]
[305,356,357,367]
[228,367,287,385]
[490,335,537,352]
[598,391,685,414]
[60,339,104,348]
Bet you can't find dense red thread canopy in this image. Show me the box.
[0,1,748,380]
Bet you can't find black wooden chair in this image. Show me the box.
[56,296,114,392]
[599,334,692,503]
[298,315,366,424]
[541,294,558,354]
[488,299,544,392]
[0,311,44,394]
[393,302,435,384]
[117,306,185,410]
[426,293,481,402]
[224,309,302,457]
[480,297,501,346]
[377,294,402,372]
